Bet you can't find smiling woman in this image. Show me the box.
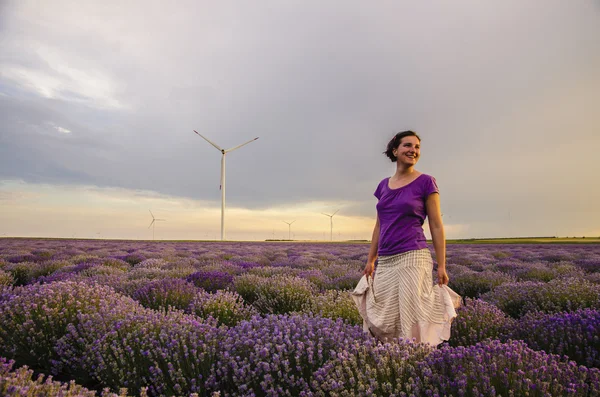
[354,130,462,345]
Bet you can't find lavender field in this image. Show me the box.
[0,238,599,396]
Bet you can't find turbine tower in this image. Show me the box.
[282,220,295,240]
[148,210,166,241]
[194,130,259,241]
[321,209,339,241]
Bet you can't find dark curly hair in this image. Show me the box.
[383,130,421,162]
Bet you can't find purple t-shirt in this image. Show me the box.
[374,174,439,256]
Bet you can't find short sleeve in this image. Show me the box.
[374,179,386,200]
[422,175,439,199]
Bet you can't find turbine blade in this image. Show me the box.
[148,220,155,228]
[194,130,223,151]
[321,213,331,217]
[332,209,339,216]
[149,209,155,219]
[291,220,296,224]
[225,137,259,153]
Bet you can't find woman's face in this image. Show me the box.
[393,136,420,166]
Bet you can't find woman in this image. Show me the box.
[352,130,461,345]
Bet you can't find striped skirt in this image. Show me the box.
[352,248,462,345]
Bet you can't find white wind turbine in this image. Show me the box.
[194,130,259,241]
[148,210,166,241]
[321,209,339,241]
[282,220,295,240]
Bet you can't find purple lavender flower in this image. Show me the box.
[188,289,257,326]
[186,270,234,293]
[482,277,600,318]
[311,338,432,395]
[0,281,141,374]
[418,339,600,396]
[132,278,198,311]
[123,253,146,265]
[513,308,600,368]
[300,289,363,326]
[449,270,515,299]
[0,357,98,396]
[234,274,316,314]
[84,309,220,396]
[449,298,515,347]
[206,314,370,395]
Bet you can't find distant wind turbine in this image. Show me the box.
[194,130,259,241]
[321,210,339,241]
[148,210,166,241]
[283,220,295,240]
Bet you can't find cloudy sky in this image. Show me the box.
[1,0,599,241]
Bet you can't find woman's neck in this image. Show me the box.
[394,165,416,178]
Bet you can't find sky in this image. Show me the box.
[1,0,599,241]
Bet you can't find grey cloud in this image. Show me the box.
[1,0,600,236]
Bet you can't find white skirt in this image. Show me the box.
[352,248,462,345]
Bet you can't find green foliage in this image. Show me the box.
[0,269,14,286]
[301,290,362,326]
[188,290,257,326]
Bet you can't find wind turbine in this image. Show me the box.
[148,210,166,241]
[193,130,259,241]
[321,209,339,241]
[283,220,295,240]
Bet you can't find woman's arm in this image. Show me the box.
[426,193,448,285]
[364,216,380,277]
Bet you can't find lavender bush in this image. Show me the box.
[588,273,600,284]
[69,254,103,265]
[301,289,363,326]
[247,265,300,278]
[235,274,316,314]
[234,273,275,304]
[79,264,127,278]
[449,298,515,347]
[512,308,600,368]
[85,310,220,396]
[101,258,132,271]
[512,261,585,282]
[0,285,11,301]
[482,278,600,318]
[188,289,257,326]
[310,338,432,396]
[4,262,36,285]
[325,273,362,291]
[0,269,14,286]
[133,258,168,269]
[576,257,600,273]
[297,269,328,290]
[123,252,146,265]
[0,356,99,397]
[53,299,148,385]
[187,270,234,292]
[449,270,515,298]
[417,339,600,396]
[206,314,370,396]
[0,281,141,373]
[132,278,198,311]
[7,260,71,285]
